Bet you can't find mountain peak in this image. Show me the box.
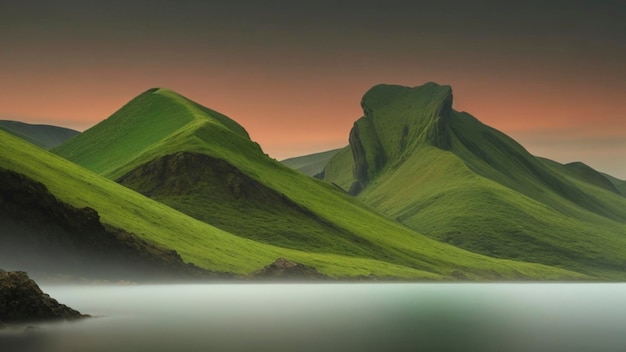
[360,82,453,117]
[53,87,252,176]
[347,82,454,194]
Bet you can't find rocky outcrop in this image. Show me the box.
[344,83,454,195]
[252,258,329,280]
[348,118,387,195]
[0,271,87,323]
[0,168,227,281]
[426,87,453,150]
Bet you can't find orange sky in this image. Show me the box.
[1,1,625,177]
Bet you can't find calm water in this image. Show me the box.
[1,283,625,352]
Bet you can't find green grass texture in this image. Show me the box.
[27,87,587,280]
[323,83,626,279]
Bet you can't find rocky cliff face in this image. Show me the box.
[348,118,386,194]
[344,83,454,194]
[0,270,86,323]
[0,168,225,281]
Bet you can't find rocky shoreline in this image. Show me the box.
[0,270,88,326]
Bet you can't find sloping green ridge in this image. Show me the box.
[55,89,378,256]
[447,112,626,223]
[323,83,626,279]
[116,151,390,257]
[1,130,447,279]
[603,173,626,197]
[50,88,584,280]
[539,158,622,196]
[281,148,342,177]
[0,120,79,150]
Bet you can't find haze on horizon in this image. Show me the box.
[1,0,625,178]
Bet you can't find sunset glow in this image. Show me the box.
[1,1,624,177]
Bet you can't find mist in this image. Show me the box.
[3,283,626,352]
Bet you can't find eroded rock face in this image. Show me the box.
[348,118,386,195]
[253,258,329,280]
[0,271,86,323]
[345,83,454,195]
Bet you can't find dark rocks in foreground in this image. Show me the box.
[253,258,329,280]
[0,270,87,324]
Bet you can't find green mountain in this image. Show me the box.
[323,83,626,279]
[1,129,438,279]
[281,149,342,177]
[0,120,79,150]
[0,167,213,281]
[602,173,626,197]
[538,159,623,196]
[48,87,582,280]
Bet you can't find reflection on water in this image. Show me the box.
[1,283,625,352]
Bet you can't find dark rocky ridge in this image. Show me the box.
[0,270,86,323]
[252,258,329,280]
[0,168,226,281]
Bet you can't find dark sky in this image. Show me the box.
[1,0,625,177]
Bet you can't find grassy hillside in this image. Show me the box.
[538,158,622,195]
[0,167,216,280]
[2,130,448,279]
[324,83,626,279]
[48,88,587,280]
[447,113,626,223]
[602,173,626,197]
[0,120,79,149]
[281,148,342,177]
[54,89,381,256]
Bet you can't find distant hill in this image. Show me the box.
[538,158,622,195]
[0,120,79,149]
[281,149,342,177]
[323,82,626,279]
[48,87,581,280]
[602,173,626,197]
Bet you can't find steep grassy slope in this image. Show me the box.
[2,130,453,279]
[602,173,626,197]
[281,148,342,177]
[0,120,79,149]
[49,88,585,280]
[323,83,626,279]
[54,89,385,256]
[0,168,214,280]
[447,113,626,223]
[538,158,622,196]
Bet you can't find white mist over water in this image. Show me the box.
[2,283,626,352]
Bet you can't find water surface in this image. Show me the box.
[2,283,625,351]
